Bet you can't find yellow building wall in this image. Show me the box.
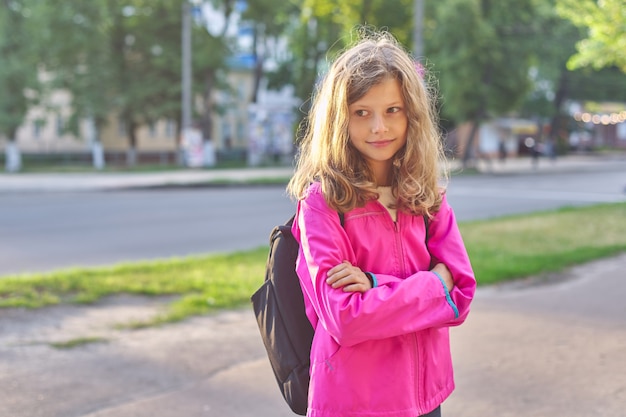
[99,114,178,152]
[7,67,256,156]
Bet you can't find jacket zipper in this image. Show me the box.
[374,200,423,411]
[393,220,406,279]
[413,332,423,413]
[395,210,422,412]
[372,199,406,278]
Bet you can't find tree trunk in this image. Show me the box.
[250,25,263,104]
[460,0,493,168]
[88,117,105,170]
[5,140,22,173]
[175,114,185,166]
[201,70,215,142]
[462,121,480,168]
[92,142,105,170]
[549,69,569,143]
[126,121,138,167]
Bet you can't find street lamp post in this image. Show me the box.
[182,0,192,132]
[180,0,193,166]
[413,0,424,60]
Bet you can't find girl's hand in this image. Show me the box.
[432,263,454,292]
[327,261,372,293]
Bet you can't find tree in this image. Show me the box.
[516,0,582,146]
[556,0,626,73]
[191,4,230,145]
[518,0,626,147]
[30,0,118,169]
[30,0,229,167]
[112,0,189,165]
[263,4,343,133]
[0,0,41,172]
[318,0,414,47]
[428,0,539,165]
[241,0,295,103]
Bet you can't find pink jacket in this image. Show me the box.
[292,182,476,417]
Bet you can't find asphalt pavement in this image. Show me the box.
[1,152,625,417]
[0,152,624,193]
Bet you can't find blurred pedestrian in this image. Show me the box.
[287,30,476,417]
[499,138,507,163]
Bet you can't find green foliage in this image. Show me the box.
[556,0,626,72]
[516,0,626,136]
[516,0,581,120]
[265,0,415,102]
[27,1,117,135]
[309,0,414,47]
[566,66,626,102]
[0,0,41,140]
[2,0,625,169]
[429,0,538,124]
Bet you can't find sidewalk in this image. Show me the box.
[0,166,295,193]
[0,152,624,193]
[464,151,626,175]
[2,254,625,417]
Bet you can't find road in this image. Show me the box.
[1,165,625,277]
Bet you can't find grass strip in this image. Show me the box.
[0,202,624,326]
[461,202,626,284]
[49,336,108,349]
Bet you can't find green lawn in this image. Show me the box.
[462,202,626,284]
[1,202,624,327]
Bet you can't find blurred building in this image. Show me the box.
[569,101,626,151]
[446,118,539,160]
[446,100,626,164]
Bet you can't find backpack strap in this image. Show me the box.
[423,213,434,268]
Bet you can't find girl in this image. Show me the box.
[287,31,476,417]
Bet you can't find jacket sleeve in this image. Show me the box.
[423,193,476,327]
[293,188,476,347]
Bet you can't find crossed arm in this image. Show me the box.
[327,261,454,293]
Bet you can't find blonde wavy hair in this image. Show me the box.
[287,31,447,217]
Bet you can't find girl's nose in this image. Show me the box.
[371,114,389,134]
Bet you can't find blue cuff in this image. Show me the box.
[366,272,378,288]
[432,271,459,319]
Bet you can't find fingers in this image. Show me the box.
[326,261,370,293]
[326,265,355,288]
[339,282,370,293]
[327,260,351,277]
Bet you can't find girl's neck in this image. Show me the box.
[371,162,392,186]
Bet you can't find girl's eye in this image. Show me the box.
[355,109,369,117]
[388,107,401,114]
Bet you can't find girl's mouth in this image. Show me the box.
[368,139,394,148]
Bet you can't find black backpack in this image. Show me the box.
[250,213,343,415]
[251,213,427,415]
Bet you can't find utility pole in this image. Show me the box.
[182,0,192,131]
[180,0,192,166]
[413,0,424,60]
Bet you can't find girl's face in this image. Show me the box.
[348,77,408,186]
